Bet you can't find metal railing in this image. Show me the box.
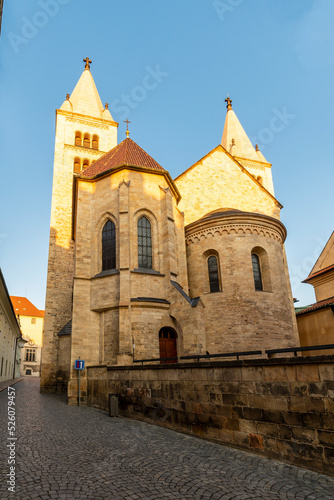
[265,343,334,357]
[133,357,178,366]
[180,350,262,362]
[131,344,334,365]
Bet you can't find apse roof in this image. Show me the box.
[81,138,165,178]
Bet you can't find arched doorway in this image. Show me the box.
[159,327,177,363]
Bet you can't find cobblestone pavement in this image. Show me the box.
[0,378,333,500]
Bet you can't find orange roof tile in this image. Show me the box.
[10,296,44,318]
[296,296,334,316]
[81,137,164,178]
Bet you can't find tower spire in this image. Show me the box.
[221,96,267,162]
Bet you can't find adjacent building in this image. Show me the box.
[296,231,334,354]
[41,59,299,403]
[0,269,23,382]
[10,297,44,376]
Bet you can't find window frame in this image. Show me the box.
[207,254,221,293]
[251,253,263,291]
[102,220,116,271]
[137,216,153,269]
[25,348,36,362]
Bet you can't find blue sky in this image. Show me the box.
[0,0,333,310]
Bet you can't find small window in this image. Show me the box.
[252,254,263,291]
[31,318,36,324]
[74,157,81,173]
[138,216,152,269]
[25,348,36,362]
[75,132,82,146]
[257,176,263,185]
[102,220,116,271]
[83,133,90,148]
[82,159,89,170]
[208,255,220,293]
[92,135,99,150]
[26,369,32,375]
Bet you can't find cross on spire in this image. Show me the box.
[83,57,92,70]
[124,119,131,137]
[225,95,232,111]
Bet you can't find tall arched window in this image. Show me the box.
[83,133,90,148]
[92,135,99,150]
[73,157,81,173]
[102,221,116,271]
[252,253,263,291]
[138,216,152,268]
[75,132,82,146]
[208,255,220,293]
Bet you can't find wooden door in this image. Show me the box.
[159,328,177,363]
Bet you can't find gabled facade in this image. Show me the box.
[41,61,299,403]
[10,296,44,376]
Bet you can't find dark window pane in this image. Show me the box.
[137,216,152,268]
[102,220,116,271]
[252,254,263,291]
[208,255,220,293]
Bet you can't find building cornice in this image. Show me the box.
[56,109,119,129]
[77,164,181,203]
[185,211,287,244]
[64,144,107,156]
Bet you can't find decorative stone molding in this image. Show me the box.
[65,117,111,130]
[186,224,282,245]
[246,165,266,172]
[185,211,287,245]
[64,144,106,155]
[119,180,131,188]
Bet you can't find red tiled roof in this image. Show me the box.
[81,138,165,178]
[304,263,334,282]
[10,296,44,318]
[296,296,334,316]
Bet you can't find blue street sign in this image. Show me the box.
[75,359,85,370]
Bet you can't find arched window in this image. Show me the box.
[102,220,116,271]
[252,254,263,291]
[257,176,263,185]
[208,255,220,293]
[75,132,82,146]
[82,159,89,170]
[73,157,81,173]
[138,216,152,268]
[83,133,90,148]
[92,135,99,150]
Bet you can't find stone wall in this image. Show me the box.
[87,356,334,475]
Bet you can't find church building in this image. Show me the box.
[41,59,299,403]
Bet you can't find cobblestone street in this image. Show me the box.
[0,378,333,500]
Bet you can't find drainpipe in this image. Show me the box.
[12,313,22,379]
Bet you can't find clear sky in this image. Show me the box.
[1,0,333,310]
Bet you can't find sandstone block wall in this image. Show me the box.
[175,148,280,226]
[87,356,334,475]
